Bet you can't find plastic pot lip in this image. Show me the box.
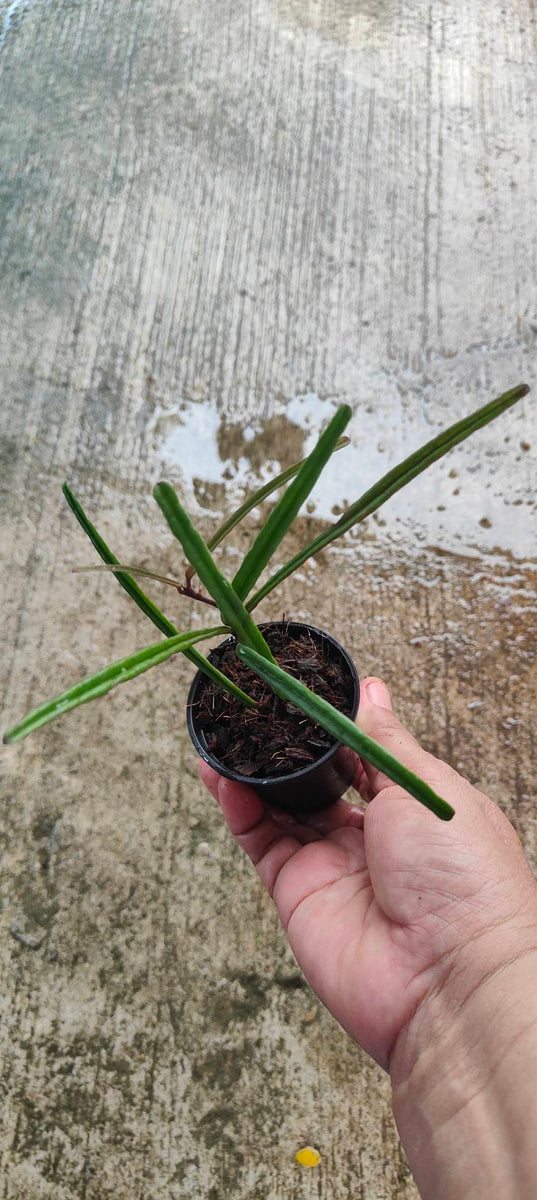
[186,619,360,788]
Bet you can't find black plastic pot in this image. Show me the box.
[186,621,360,815]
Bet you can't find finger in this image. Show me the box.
[200,762,363,835]
[353,678,395,800]
[357,676,445,799]
[361,676,394,713]
[351,756,374,803]
[199,761,320,843]
[298,796,366,834]
[199,761,221,801]
[266,805,326,841]
[200,764,370,940]
[219,776,310,896]
[199,762,308,897]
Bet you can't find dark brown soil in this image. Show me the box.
[192,625,355,778]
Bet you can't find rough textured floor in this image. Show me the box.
[1,1,536,1196]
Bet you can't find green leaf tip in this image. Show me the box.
[4,626,226,745]
[236,644,455,822]
[184,432,352,586]
[232,404,352,600]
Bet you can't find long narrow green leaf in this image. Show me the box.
[232,406,352,600]
[153,481,275,660]
[62,484,255,705]
[4,628,226,744]
[237,646,454,821]
[63,484,178,637]
[247,383,530,611]
[185,434,350,583]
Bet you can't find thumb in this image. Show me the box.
[356,680,536,937]
[357,677,449,800]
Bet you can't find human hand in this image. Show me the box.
[200,676,537,1068]
[200,676,537,1197]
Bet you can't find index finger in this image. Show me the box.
[199,762,312,897]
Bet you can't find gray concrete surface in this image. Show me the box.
[0,0,536,1196]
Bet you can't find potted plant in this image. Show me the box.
[3,383,530,824]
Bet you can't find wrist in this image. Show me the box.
[390,925,537,1199]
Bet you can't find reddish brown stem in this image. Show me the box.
[177,585,217,608]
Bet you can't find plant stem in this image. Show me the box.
[73,564,218,607]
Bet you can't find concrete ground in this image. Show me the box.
[1,0,536,1196]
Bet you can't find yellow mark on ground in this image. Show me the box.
[296,1146,321,1167]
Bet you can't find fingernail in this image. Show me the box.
[364,678,393,710]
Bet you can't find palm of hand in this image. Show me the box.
[269,790,492,1070]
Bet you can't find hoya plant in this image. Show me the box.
[3,383,530,824]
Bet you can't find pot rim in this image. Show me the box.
[186,620,359,788]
